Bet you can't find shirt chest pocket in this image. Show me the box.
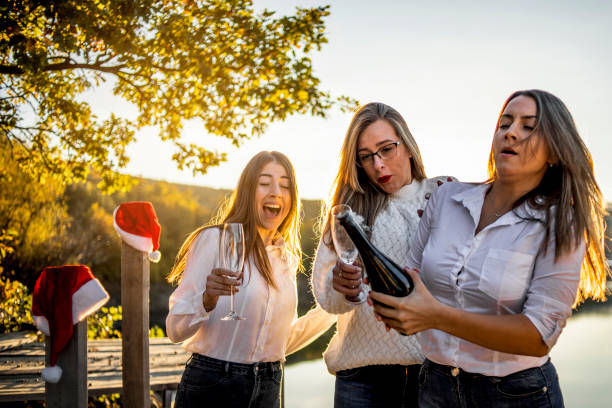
[478,248,535,301]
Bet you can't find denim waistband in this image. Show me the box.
[337,363,421,376]
[423,358,551,379]
[189,353,282,376]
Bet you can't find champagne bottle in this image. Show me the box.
[337,209,413,298]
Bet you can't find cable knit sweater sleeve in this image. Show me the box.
[311,236,356,314]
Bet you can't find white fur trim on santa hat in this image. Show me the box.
[148,250,161,263]
[72,278,110,324]
[42,365,63,383]
[33,315,50,336]
[113,207,154,253]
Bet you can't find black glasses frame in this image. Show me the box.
[356,141,401,168]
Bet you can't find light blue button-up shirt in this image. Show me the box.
[407,182,584,376]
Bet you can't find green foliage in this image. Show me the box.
[0,275,33,333]
[87,305,166,339]
[0,139,70,287]
[1,0,357,192]
[149,324,165,338]
[88,393,121,408]
[0,228,16,260]
[87,305,122,339]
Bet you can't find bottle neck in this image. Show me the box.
[338,214,376,254]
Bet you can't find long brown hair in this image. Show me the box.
[167,151,302,289]
[319,102,426,244]
[488,89,610,305]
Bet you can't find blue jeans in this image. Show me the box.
[418,359,565,408]
[334,364,420,408]
[175,354,283,408]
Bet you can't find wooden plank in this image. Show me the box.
[0,368,183,402]
[0,336,189,403]
[0,348,188,376]
[0,365,184,402]
[0,332,38,352]
[0,345,45,357]
[45,320,88,408]
[121,241,151,408]
[0,356,41,375]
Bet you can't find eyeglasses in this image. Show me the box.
[356,141,401,168]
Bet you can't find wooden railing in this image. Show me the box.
[0,331,189,406]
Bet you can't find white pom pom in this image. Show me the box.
[148,250,161,263]
[42,365,63,383]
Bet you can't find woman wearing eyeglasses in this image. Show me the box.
[311,102,455,407]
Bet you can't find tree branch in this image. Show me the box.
[115,73,146,98]
[0,62,126,75]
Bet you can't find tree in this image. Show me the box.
[0,138,71,286]
[0,0,354,192]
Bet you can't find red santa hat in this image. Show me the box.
[113,201,162,263]
[32,265,109,383]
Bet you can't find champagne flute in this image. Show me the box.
[219,223,246,321]
[331,204,367,304]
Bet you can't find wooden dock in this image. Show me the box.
[0,331,190,405]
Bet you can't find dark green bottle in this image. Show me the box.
[337,210,413,298]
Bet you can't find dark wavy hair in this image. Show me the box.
[488,89,609,305]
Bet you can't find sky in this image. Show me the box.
[93,0,612,201]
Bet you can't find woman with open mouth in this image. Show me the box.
[369,89,610,407]
[311,102,455,407]
[166,151,335,408]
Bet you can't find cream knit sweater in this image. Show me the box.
[311,177,454,374]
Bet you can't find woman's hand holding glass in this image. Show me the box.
[199,223,247,318]
[217,223,247,321]
[202,268,242,312]
[332,261,365,303]
[330,204,368,304]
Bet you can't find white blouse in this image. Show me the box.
[166,227,335,363]
[407,182,585,377]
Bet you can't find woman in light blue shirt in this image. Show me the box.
[370,89,609,407]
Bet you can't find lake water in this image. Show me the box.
[284,305,612,407]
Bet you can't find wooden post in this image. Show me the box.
[121,241,150,408]
[45,320,87,407]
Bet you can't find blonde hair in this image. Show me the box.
[167,151,302,289]
[319,102,426,244]
[488,89,610,305]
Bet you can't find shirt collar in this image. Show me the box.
[265,234,297,269]
[451,182,547,228]
[265,234,285,250]
[265,234,289,261]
